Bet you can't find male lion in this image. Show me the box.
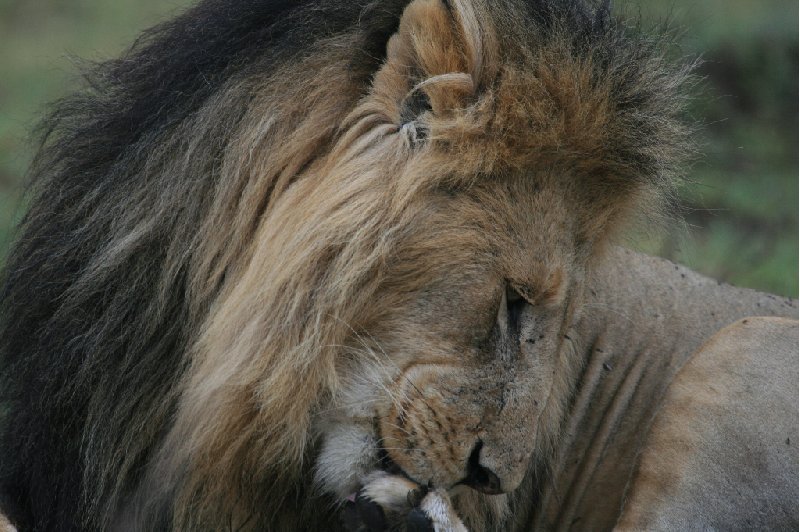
[0,0,796,530]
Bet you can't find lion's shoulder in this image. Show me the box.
[618,316,799,530]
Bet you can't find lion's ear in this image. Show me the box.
[373,0,497,122]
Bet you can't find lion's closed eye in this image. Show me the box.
[494,284,531,340]
[506,285,528,334]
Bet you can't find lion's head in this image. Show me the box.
[0,0,690,530]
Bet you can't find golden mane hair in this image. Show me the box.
[0,0,691,529]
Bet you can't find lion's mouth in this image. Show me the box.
[376,447,411,479]
[376,442,503,496]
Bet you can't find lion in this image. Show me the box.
[0,0,796,530]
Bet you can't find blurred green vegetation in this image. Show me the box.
[633,0,799,298]
[0,0,191,256]
[0,0,797,296]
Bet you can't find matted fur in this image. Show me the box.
[0,0,691,529]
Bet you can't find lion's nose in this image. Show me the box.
[462,441,504,495]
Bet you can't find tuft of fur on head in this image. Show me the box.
[0,0,693,529]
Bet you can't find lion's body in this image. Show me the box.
[513,248,798,530]
[617,316,798,531]
[0,0,796,530]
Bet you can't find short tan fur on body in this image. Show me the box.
[0,0,795,530]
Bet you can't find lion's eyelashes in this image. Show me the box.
[506,286,528,335]
[496,284,530,343]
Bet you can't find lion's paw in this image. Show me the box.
[340,472,467,532]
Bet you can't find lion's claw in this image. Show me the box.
[342,495,435,532]
[406,485,429,508]
[340,473,466,532]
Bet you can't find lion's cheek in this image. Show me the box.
[379,362,548,493]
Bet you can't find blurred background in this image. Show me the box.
[0,0,797,296]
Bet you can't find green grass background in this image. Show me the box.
[0,0,797,296]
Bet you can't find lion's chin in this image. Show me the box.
[314,424,382,498]
[314,424,461,528]
[313,430,416,500]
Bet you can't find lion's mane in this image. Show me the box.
[0,0,691,529]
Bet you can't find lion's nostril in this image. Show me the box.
[462,440,504,495]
